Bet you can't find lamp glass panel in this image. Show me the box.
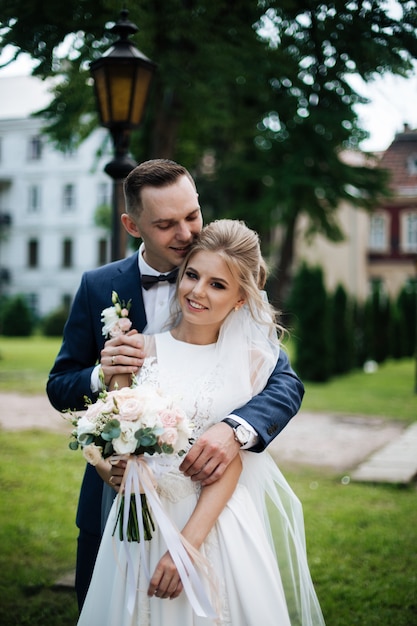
[93,66,111,125]
[108,65,135,123]
[130,69,153,125]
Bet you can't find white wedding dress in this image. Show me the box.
[77,328,325,626]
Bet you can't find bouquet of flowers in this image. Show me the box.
[68,382,192,541]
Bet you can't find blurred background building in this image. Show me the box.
[0,75,113,318]
[296,128,417,300]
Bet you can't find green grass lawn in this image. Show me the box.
[302,358,417,423]
[0,336,62,394]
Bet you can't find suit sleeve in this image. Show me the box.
[232,349,304,452]
[46,273,102,412]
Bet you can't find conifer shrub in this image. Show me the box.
[42,306,69,337]
[287,263,331,381]
[363,287,390,363]
[396,284,416,358]
[330,284,354,374]
[1,294,34,336]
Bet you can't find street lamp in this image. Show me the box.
[90,9,156,261]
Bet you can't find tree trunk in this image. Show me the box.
[149,88,182,160]
[267,213,298,309]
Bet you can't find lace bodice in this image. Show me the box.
[140,332,253,437]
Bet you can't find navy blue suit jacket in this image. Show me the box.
[47,252,304,536]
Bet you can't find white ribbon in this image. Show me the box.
[117,456,217,619]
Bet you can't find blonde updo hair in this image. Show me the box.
[179,219,282,335]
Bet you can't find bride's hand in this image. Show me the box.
[95,457,126,492]
[148,551,184,599]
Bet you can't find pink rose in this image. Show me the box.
[158,409,178,428]
[159,407,188,428]
[83,396,113,422]
[109,317,132,337]
[158,427,178,447]
[119,317,132,331]
[109,387,144,422]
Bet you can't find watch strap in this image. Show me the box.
[222,417,241,430]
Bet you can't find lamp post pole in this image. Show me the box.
[90,10,156,261]
[104,130,136,262]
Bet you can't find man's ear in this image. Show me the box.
[121,213,141,238]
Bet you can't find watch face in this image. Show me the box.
[235,425,249,445]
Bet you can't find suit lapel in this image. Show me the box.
[110,254,148,333]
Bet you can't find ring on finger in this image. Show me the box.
[112,356,115,365]
[109,475,114,485]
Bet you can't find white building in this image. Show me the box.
[0,75,114,317]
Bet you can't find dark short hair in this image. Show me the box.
[123,159,196,216]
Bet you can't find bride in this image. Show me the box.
[77,219,325,626]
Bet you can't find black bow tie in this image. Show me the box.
[141,268,179,290]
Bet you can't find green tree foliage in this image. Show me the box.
[396,282,417,358]
[1,295,34,337]
[2,1,417,300]
[329,283,354,374]
[352,300,366,367]
[363,284,391,363]
[388,300,407,359]
[94,203,111,231]
[41,306,69,337]
[287,263,331,381]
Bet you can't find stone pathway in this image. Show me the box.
[350,421,417,484]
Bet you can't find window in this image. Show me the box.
[98,238,108,266]
[27,185,41,213]
[401,212,417,252]
[407,154,417,175]
[26,293,39,318]
[369,213,388,251]
[62,238,73,268]
[28,239,39,268]
[62,294,72,311]
[97,182,111,207]
[28,136,42,161]
[62,184,76,211]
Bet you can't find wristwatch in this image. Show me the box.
[223,418,251,446]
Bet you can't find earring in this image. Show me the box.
[234,305,240,312]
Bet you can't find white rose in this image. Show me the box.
[101,307,119,337]
[76,415,97,443]
[82,444,103,466]
[112,422,138,455]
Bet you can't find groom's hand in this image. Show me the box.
[180,422,241,486]
[100,331,145,386]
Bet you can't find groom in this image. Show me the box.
[47,159,304,610]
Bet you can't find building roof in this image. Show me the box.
[379,124,417,195]
[0,75,53,120]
